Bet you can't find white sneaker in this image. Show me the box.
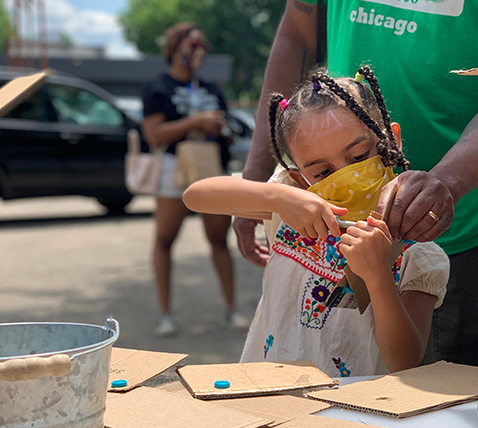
[154,315,179,337]
[226,310,250,331]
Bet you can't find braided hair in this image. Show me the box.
[269,67,410,172]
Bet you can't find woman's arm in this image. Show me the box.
[340,217,437,372]
[233,0,321,267]
[141,111,225,148]
[183,176,347,237]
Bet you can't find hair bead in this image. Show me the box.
[354,72,364,83]
[279,99,289,110]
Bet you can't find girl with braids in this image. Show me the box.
[183,67,449,376]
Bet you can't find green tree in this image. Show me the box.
[0,0,10,54]
[119,0,284,100]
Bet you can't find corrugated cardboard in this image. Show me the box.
[277,415,387,428]
[307,361,478,418]
[451,67,478,76]
[104,387,272,428]
[0,71,50,117]
[215,394,331,427]
[177,360,338,399]
[109,347,188,392]
[144,375,331,426]
[335,183,401,314]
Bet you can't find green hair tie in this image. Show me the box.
[354,72,364,83]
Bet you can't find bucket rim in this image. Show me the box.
[0,318,119,362]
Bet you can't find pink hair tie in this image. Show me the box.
[279,99,289,110]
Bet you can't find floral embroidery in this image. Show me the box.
[332,357,351,377]
[312,284,330,303]
[392,240,416,282]
[300,275,333,329]
[273,225,347,282]
[264,334,274,359]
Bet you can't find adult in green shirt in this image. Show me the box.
[234,0,478,365]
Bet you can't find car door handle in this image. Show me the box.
[60,132,83,145]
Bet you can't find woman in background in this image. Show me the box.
[141,22,248,336]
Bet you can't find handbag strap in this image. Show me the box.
[127,128,141,154]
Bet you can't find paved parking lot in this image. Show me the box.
[0,196,265,364]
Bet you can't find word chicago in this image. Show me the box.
[350,7,418,36]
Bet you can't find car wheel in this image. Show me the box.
[95,194,133,214]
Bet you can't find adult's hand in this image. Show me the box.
[377,170,455,242]
[233,217,270,267]
[195,111,226,136]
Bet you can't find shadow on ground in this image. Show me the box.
[0,212,264,365]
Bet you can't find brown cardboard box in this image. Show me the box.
[277,415,387,427]
[308,361,478,418]
[108,347,188,392]
[0,71,50,117]
[215,394,331,427]
[451,67,478,75]
[177,360,337,399]
[104,387,272,428]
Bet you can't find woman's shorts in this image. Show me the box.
[156,152,187,199]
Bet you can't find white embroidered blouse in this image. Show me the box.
[240,167,449,377]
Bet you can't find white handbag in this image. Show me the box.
[125,128,162,195]
[175,139,223,187]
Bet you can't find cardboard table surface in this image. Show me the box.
[318,376,478,428]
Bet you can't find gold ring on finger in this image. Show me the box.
[428,210,439,222]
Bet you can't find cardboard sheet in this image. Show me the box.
[109,347,188,392]
[307,361,478,418]
[0,71,49,117]
[451,67,478,76]
[177,360,337,399]
[277,415,387,428]
[104,387,271,428]
[215,394,331,427]
[336,184,400,314]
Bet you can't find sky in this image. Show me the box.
[7,0,140,58]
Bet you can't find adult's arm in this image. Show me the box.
[234,0,320,266]
[242,0,318,182]
[141,111,225,148]
[380,112,478,242]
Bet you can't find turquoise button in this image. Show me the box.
[214,380,230,389]
[111,379,127,388]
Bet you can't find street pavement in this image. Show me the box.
[0,196,265,364]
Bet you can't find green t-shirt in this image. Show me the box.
[300,0,478,255]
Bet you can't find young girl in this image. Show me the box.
[183,66,449,376]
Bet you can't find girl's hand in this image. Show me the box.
[339,216,392,284]
[271,184,348,238]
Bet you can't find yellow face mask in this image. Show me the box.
[304,155,395,221]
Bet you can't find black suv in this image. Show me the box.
[0,68,142,213]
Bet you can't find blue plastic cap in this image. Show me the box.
[214,380,230,389]
[111,379,128,388]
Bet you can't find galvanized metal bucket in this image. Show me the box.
[0,317,119,428]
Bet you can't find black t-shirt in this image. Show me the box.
[142,73,230,168]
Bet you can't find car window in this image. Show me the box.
[3,89,50,122]
[47,84,124,126]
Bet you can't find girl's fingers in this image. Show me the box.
[367,216,392,241]
[314,220,329,239]
[304,224,318,239]
[327,202,348,216]
[323,211,340,237]
[338,233,355,246]
[343,223,369,238]
[297,227,309,238]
